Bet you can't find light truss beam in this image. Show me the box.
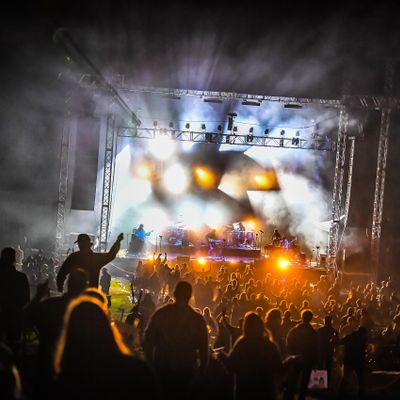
[118,127,333,151]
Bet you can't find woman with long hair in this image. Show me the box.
[53,295,157,400]
[227,312,282,400]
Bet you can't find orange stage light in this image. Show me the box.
[197,257,207,265]
[278,258,289,269]
[136,163,152,180]
[194,166,216,189]
[243,218,257,231]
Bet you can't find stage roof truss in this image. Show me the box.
[117,127,333,151]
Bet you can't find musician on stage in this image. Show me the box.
[130,224,153,254]
[271,229,282,246]
[205,229,220,257]
[133,224,152,241]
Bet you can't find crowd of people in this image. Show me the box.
[0,233,400,399]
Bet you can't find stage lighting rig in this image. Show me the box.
[185,123,190,129]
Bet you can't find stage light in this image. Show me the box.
[278,258,289,269]
[264,128,269,135]
[242,100,261,106]
[163,164,188,195]
[254,175,268,187]
[246,135,254,143]
[201,123,206,130]
[296,130,300,136]
[185,123,190,129]
[136,163,152,180]
[243,219,256,231]
[249,127,254,133]
[194,166,216,189]
[197,257,207,265]
[149,135,175,161]
[233,126,238,133]
[147,254,154,261]
[169,122,174,128]
[153,121,158,127]
[280,130,285,136]
[284,103,302,109]
[217,125,222,132]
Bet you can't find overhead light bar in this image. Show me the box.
[284,103,303,109]
[204,98,223,104]
[242,100,261,106]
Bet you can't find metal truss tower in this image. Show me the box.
[327,107,349,270]
[99,113,117,252]
[371,59,395,281]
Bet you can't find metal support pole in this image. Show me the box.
[55,112,71,260]
[327,107,349,270]
[371,108,391,281]
[371,58,395,281]
[99,113,116,252]
[339,136,356,248]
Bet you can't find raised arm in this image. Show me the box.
[108,233,124,259]
[56,254,74,292]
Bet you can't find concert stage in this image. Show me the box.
[108,250,327,284]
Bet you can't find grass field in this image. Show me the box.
[109,279,133,321]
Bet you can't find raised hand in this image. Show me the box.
[117,232,124,242]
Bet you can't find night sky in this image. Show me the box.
[1,2,399,272]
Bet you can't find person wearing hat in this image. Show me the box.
[56,232,123,292]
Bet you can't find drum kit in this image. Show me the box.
[166,226,190,246]
[227,229,254,247]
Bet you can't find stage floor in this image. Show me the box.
[108,250,325,282]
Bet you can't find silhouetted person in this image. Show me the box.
[265,308,285,355]
[54,296,157,400]
[285,309,318,400]
[27,269,88,398]
[317,315,338,386]
[143,281,209,399]
[227,312,282,400]
[0,247,30,352]
[337,326,367,400]
[57,233,123,292]
[99,268,111,295]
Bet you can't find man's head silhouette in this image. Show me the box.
[173,281,192,304]
[0,248,16,267]
[74,234,92,251]
[301,309,313,323]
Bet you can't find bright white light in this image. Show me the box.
[218,173,246,200]
[177,199,204,230]
[149,136,175,160]
[180,142,196,152]
[163,164,188,195]
[204,203,228,228]
[111,146,152,222]
[140,206,170,234]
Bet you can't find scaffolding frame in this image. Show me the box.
[58,74,400,275]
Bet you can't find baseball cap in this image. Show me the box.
[74,234,92,244]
